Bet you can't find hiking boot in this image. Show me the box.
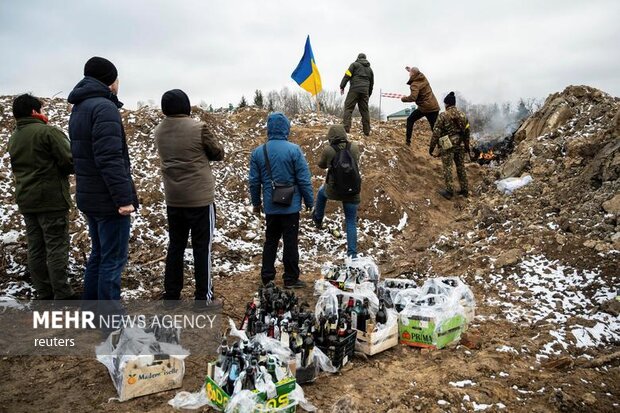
[458,190,469,198]
[284,279,307,289]
[405,140,411,146]
[312,214,323,229]
[58,293,82,301]
[161,299,182,310]
[438,189,454,200]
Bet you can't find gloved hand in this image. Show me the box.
[252,205,262,215]
[340,88,344,96]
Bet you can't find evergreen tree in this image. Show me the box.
[253,90,264,108]
[516,99,529,120]
[239,95,248,108]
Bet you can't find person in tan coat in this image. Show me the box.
[154,89,224,307]
[401,66,440,146]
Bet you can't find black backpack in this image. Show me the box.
[329,142,361,196]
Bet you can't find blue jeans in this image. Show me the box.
[83,215,131,301]
[314,186,359,257]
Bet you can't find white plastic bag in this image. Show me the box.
[495,175,532,194]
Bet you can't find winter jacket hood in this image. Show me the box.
[402,69,440,113]
[267,112,290,141]
[249,113,314,215]
[327,125,348,145]
[68,76,123,108]
[318,125,361,203]
[356,58,371,67]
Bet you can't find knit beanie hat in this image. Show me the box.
[444,91,456,106]
[357,53,367,59]
[161,89,191,116]
[84,57,118,86]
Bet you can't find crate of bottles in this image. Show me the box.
[205,374,297,412]
[398,311,466,350]
[316,329,357,369]
[355,321,399,356]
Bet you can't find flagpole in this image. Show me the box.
[313,75,321,113]
[379,88,382,122]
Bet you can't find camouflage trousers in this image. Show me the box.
[440,146,468,194]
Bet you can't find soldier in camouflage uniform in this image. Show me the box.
[340,53,374,136]
[429,92,472,200]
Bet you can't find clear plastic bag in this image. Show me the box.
[392,288,422,312]
[225,389,261,413]
[95,327,189,398]
[345,256,380,284]
[168,386,213,410]
[289,383,317,412]
[318,256,381,293]
[314,283,379,321]
[313,345,337,373]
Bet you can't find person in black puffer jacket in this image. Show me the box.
[68,56,138,302]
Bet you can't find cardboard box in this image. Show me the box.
[355,322,399,356]
[205,373,297,412]
[116,355,184,401]
[398,312,466,349]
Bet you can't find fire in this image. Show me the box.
[479,149,495,160]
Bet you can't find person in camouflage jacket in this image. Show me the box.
[429,92,472,199]
[340,53,374,136]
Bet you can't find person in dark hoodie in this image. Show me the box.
[68,57,138,302]
[312,125,361,258]
[154,89,224,307]
[8,94,77,300]
[401,66,440,146]
[249,112,314,288]
[340,53,374,136]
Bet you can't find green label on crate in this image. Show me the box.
[205,376,230,410]
[398,313,465,349]
[205,375,297,412]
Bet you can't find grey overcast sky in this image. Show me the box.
[1,0,619,117]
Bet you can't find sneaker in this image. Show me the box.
[283,280,307,289]
[312,214,323,229]
[438,189,454,200]
[458,190,469,198]
[193,298,223,311]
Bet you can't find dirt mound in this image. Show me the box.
[496,85,620,250]
[1,89,618,412]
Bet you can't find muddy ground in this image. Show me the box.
[0,90,618,412]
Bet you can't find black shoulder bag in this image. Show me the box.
[263,144,295,206]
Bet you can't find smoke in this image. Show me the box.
[453,92,541,144]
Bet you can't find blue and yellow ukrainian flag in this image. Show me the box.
[291,35,322,96]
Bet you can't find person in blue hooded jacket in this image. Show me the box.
[249,113,314,288]
[68,56,138,302]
